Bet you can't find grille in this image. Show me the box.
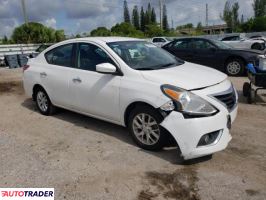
[213,89,236,110]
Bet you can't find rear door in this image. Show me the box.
[41,43,75,107]
[68,42,121,122]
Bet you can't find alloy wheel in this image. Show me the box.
[37,91,48,112]
[132,113,160,145]
[227,61,241,75]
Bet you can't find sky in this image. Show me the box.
[0,0,254,38]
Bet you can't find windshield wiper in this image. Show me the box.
[135,67,155,70]
[157,62,176,69]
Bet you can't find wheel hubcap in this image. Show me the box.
[37,91,48,112]
[132,113,160,145]
[227,61,241,75]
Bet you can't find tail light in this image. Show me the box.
[22,65,30,72]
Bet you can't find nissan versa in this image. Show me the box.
[23,37,238,160]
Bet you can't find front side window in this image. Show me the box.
[77,43,115,71]
[107,41,184,70]
[45,44,73,67]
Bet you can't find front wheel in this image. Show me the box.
[128,106,166,151]
[225,59,245,76]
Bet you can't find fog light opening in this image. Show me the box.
[197,130,222,147]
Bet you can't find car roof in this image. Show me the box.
[65,37,143,43]
[174,37,209,40]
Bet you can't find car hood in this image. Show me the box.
[140,62,227,90]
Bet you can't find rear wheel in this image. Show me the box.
[247,88,255,104]
[225,58,245,76]
[251,43,263,50]
[128,105,166,151]
[35,88,56,115]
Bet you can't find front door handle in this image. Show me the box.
[40,72,47,77]
[72,77,82,83]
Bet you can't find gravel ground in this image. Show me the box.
[0,68,266,200]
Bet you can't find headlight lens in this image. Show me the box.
[161,84,218,116]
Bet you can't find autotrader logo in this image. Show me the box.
[0,188,54,200]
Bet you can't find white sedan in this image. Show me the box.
[221,35,265,50]
[23,37,238,160]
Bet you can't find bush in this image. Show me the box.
[90,27,111,36]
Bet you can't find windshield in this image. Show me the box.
[107,41,184,70]
[211,39,233,49]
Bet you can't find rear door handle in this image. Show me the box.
[40,72,47,77]
[72,77,82,83]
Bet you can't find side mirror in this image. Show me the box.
[96,63,117,74]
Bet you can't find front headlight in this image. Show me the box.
[161,84,218,116]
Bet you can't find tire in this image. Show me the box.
[225,58,245,76]
[247,88,255,104]
[251,43,263,50]
[35,88,56,115]
[243,82,250,97]
[128,105,167,151]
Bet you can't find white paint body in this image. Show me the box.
[23,37,238,160]
[151,37,171,47]
[222,38,265,50]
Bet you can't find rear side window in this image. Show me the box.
[173,40,191,49]
[45,44,74,67]
[192,40,215,49]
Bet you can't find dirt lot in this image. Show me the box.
[0,68,266,200]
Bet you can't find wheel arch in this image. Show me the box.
[32,84,47,101]
[124,101,158,127]
[123,101,178,148]
[224,56,246,73]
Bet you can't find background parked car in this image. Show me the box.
[249,35,266,42]
[151,37,172,47]
[220,35,265,50]
[162,37,263,76]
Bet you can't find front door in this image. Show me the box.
[69,42,121,123]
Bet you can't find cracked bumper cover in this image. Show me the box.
[160,105,237,160]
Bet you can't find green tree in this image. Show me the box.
[140,6,145,32]
[151,8,157,24]
[111,22,143,37]
[241,14,244,24]
[253,0,266,17]
[12,22,58,43]
[221,1,233,30]
[90,27,111,36]
[145,24,163,37]
[124,0,130,23]
[55,30,65,42]
[132,5,140,30]
[162,4,169,31]
[251,16,266,31]
[2,35,9,44]
[232,2,240,30]
[196,22,203,31]
[221,1,240,32]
